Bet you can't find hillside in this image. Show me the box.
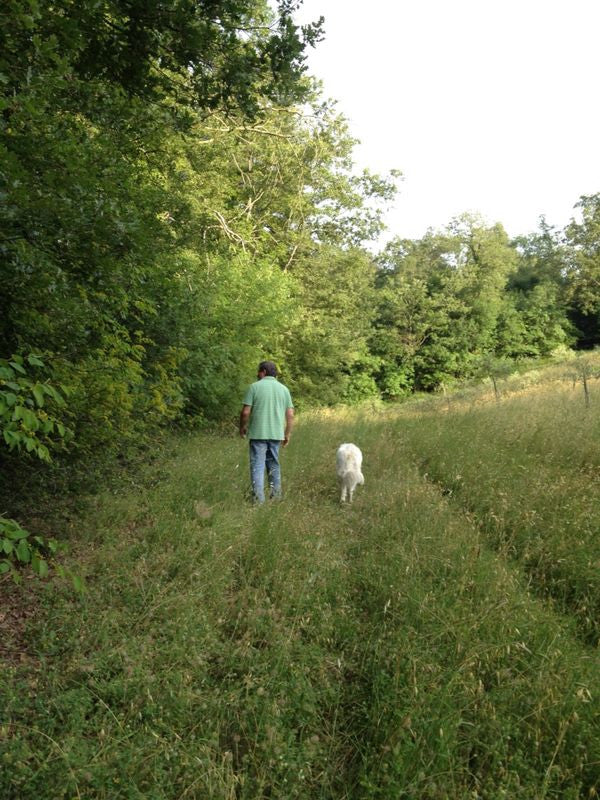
[2,363,600,798]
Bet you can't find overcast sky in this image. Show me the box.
[293,0,600,242]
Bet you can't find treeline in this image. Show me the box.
[2,1,600,495]
[370,208,600,396]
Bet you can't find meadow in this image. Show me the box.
[1,365,600,799]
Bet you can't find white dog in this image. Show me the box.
[336,443,364,503]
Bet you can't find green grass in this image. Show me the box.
[1,395,600,798]
[398,372,600,646]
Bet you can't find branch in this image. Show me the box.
[283,243,298,271]
[210,211,248,251]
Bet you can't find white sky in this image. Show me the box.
[294,0,600,242]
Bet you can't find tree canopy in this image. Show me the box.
[1,0,599,509]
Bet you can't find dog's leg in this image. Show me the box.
[340,477,348,503]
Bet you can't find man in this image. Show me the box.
[239,360,294,504]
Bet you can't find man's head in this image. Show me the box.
[258,360,278,378]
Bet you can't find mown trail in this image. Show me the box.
[1,404,599,799]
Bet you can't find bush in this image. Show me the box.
[0,353,75,582]
[0,354,72,462]
[0,516,58,581]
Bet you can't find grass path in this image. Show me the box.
[1,405,599,798]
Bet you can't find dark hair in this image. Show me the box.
[258,360,278,377]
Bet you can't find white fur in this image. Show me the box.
[336,443,364,503]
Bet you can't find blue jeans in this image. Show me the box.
[249,439,281,503]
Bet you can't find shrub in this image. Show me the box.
[0,354,72,461]
[0,353,74,581]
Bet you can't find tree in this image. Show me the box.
[0,0,323,114]
[372,219,516,391]
[0,0,325,480]
[284,247,377,405]
[445,215,518,359]
[564,194,600,347]
[370,214,574,393]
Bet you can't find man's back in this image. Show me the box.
[243,377,293,440]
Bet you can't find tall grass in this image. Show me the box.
[398,372,600,645]
[1,401,599,798]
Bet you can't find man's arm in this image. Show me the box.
[239,404,251,438]
[282,407,294,446]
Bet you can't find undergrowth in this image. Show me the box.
[1,395,599,798]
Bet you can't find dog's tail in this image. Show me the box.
[341,467,364,485]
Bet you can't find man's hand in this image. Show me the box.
[282,407,294,447]
[239,404,251,439]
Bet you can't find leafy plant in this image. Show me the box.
[0,515,82,590]
[0,516,57,581]
[0,354,73,461]
[0,353,76,583]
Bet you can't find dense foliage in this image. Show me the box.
[371,215,576,396]
[2,1,600,513]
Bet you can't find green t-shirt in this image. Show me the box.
[243,377,294,440]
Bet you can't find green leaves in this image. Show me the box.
[13,405,38,428]
[372,216,577,394]
[32,384,45,407]
[9,359,26,375]
[0,354,72,461]
[0,515,83,589]
[3,0,319,114]
[0,516,58,582]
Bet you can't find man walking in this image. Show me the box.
[239,360,294,503]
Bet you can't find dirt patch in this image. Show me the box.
[194,500,214,520]
[0,573,41,667]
